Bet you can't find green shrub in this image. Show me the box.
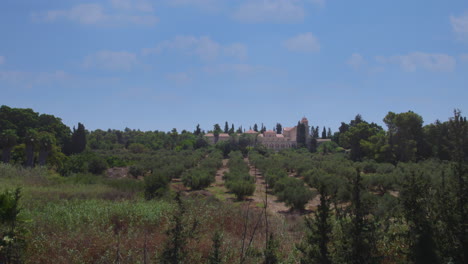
[228,180,255,200]
[144,171,170,200]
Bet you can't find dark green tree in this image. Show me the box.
[322,127,327,139]
[327,128,332,139]
[71,123,86,154]
[194,124,202,136]
[298,184,332,264]
[24,129,38,167]
[400,171,439,264]
[296,122,307,148]
[276,123,282,134]
[0,130,18,164]
[446,109,468,263]
[253,124,258,132]
[208,230,223,264]
[224,122,229,134]
[384,111,424,162]
[313,126,319,139]
[229,124,235,135]
[37,131,55,166]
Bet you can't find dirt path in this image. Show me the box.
[245,158,291,215]
[214,159,229,186]
[245,158,321,215]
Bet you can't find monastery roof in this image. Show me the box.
[245,130,258,134]
[283,127,294,131]
[264,130,276,134]
[276,134,284,138]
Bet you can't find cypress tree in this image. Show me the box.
[71,123,86,154]
[322,127,327,139]
[276,123,282,134]
[224,122,229,133]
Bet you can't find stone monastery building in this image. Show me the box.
[205,117,324,151]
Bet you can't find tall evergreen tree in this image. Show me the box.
[322,127,327,139]
[349,169,375,264]
[400,171,439,264]
[71,123,86,154]
[276,123,282,134]
[194,124,201,136]
[327,128,332,139]
[314,126,319,139]
[213,124,221,143]
[229,124,235,135]
[296,122,307,148]
[224,122,229,133]
[298,184,332,264]
[446,109,468,263]
[253,124,258,132]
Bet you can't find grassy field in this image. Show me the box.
[0,164,301,264]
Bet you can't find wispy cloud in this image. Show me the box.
[233,0,305,23]
[376,52,456,72]
[283,32,320,53]
[0,70,70,89]
[347,53,365,70]
[450,12,468,40]
[33,2,158,26]
[165,0,221,11]
[202,63,265,75]
[83,50,138,71]
[109,0,154,12]
[142,36,248,62]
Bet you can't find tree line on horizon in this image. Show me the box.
[1,104,467,170]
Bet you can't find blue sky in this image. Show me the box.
[1,0,467,132]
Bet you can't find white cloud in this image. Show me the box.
[223,43,248,60]
[0,70,70,89]
[143,36,247,61]
[450,12,468,39]
[110,0,154,12]
[0,56,4,65]
[234,0,305,23]
[166,0,221,11]
[377,52,456,72]
[347,53,365,70]
[203,63,263,75]
[283,32,320,53]
[33,2,158,26]
[83,50,138,71]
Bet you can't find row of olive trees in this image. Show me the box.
[223,151,255,200]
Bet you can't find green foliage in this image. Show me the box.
[144,171,170,200]
[224,151,255,200]
[208,230,223,264]
[60,151,108,175]
[264,233,279,264]
[0,188,28,264]
[275,177,313,211]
